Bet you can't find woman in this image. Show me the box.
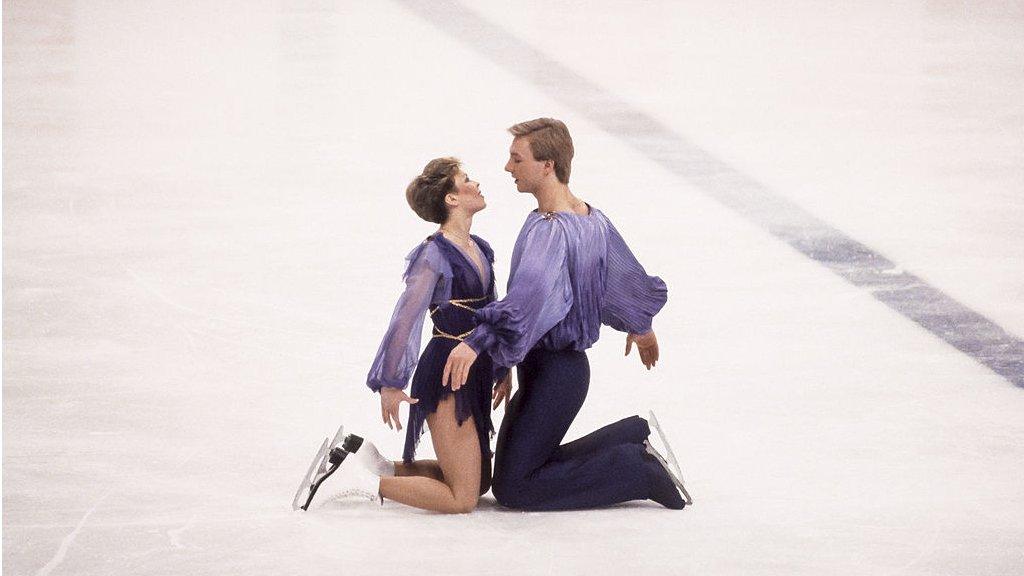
[352,157,509,513]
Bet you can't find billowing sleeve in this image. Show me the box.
[464,219,572,369]
[600,220,668,334]
[366,242,452,392]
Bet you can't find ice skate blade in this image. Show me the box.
[292,438,329,511]
[329,424,346,451]
[648,410,684,482]
[647,411,692,506]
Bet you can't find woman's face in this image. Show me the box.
[451,170,486,214]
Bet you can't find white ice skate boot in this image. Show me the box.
[646,410,693,505]
[349,436,395,477]
[292,426,384,510]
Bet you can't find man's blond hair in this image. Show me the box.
[508,118,574,184]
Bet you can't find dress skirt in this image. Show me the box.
[403,336,495,464]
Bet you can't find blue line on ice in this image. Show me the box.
[397,0,1024,389]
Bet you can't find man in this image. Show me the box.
[443,118,690,510]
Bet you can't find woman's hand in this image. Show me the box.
[380,386,418,431]
[492,371,513,411]
[443,342,478,391]
[625,330,659,370]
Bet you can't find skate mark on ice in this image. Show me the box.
[167,514,198,549]
[121,266,324,338]
[207,284,331,325]
[177,447,200,467]
[35,488,112,576]
[395,0,1024,390]
[123,264,329,358]
[883,518,946,576]
[65,189,324,341]
[9,513,294,531]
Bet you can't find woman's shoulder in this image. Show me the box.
[403,234,453,279]
[404,233,439,260]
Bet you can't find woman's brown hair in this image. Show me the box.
[405,157,460,224]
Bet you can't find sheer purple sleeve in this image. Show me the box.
[465,219,573,368]
[366,242,452,392]
[600,220,668,335]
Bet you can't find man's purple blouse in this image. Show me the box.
[465,207,667,371]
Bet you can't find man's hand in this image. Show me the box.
[380,386,418,431]
[492,371,513,410]
[625,330,659,370]
[443,342,478,390]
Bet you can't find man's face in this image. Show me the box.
[504,136,547,193]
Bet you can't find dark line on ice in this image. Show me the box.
[395,0,1024,389]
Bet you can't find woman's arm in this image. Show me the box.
[366,243,448,392]
[367,243,450,429]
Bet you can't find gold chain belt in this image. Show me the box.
[429,296,488,341]
[432,327,475,342]
[429,295,488,316]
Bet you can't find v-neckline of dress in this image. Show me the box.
[437,234,487,291]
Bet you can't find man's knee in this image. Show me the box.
[491,471,531,508]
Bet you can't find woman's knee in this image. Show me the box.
[451,494,479,514]
[446,470,483,513]
[440,485,479,514]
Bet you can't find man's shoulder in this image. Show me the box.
[521,210,570,235]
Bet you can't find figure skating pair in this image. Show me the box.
[295,119,691,513]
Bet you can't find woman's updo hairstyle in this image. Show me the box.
[406,157,460,224]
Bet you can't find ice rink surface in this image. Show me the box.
[4,1,1024,574]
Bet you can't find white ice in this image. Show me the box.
[4,1,1024,575]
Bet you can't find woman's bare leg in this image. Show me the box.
[379,396,482,513]
[396,458,492,496]
[394,460,444,481]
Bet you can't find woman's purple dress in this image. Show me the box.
[366,233,496,463]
